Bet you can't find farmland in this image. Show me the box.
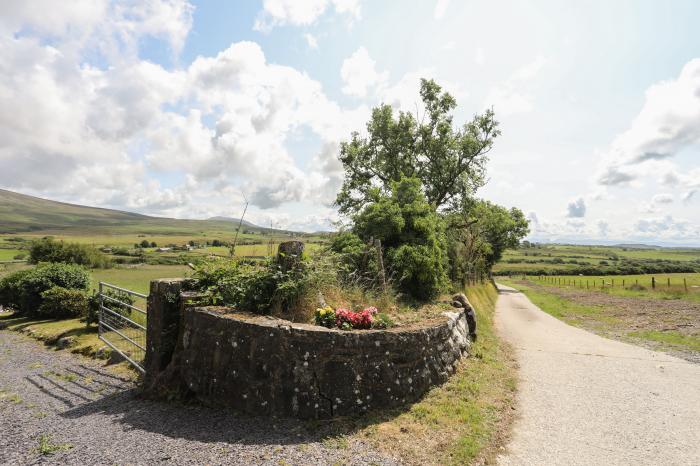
[499,275,700,363]
[494,243,700,276]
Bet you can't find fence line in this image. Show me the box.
[507,274,695,294]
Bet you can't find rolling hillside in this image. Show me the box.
[0,189,267,235]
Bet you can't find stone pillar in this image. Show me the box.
[144,278,188,386]
[277,240,304,271]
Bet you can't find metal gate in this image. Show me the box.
[98,282,147,373]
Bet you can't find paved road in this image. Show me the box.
[0,330,396,466]
[494,284,700,466]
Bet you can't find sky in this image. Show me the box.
[1,0,699,245]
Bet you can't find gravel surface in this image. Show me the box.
[494,284,700,466]
[0,330,398,466]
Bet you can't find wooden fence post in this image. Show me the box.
[652,277,656,289]
[684,278,688,293]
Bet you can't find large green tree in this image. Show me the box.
[335,79,500,215]
[446,200,529,283]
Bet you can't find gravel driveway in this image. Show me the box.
[0,330,397,465]
[494,284,700,465]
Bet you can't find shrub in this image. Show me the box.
[29,238,111,268]
[38,286,88,319]
[328,232,380,287]
[83,288,135,326]
[389,243,447,301]
[13,253,26,260]
[195,253,338,319]
[0,268,34,310]
[0,263,90,316]
[352,177,448,301]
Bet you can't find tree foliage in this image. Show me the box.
[0,263,91,316]
[352,177,448,300]
[29,237,111,269]
[335,79,500,215]
[446,200,529,283]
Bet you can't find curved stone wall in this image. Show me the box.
[168,305,472,419]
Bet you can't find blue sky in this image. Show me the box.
[1,0,699,244]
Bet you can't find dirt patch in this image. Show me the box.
[517,280,700,363]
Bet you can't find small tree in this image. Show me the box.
[335,79,500,215]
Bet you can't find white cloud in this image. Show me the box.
[484,55,546,116]
[254,0,362,32]
[474,47,485,66]
[0,3,371,222]
[652,193,673,204]
[597,58,700,186]
[304,32,319,49]
[340,46,388,97]
[597,220,609,237]
[434,0,450,19]
[566,197,586,218]
[682,189,697,203]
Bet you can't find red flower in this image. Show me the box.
[334,307,375,329]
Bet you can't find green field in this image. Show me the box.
[90,264,192,295]
[494,243,700,276]
[0,248,24,261]
[505,273,700,304]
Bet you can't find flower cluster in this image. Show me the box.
[314,305,336,328]
[335,306,378,330]
[314,306,379,330]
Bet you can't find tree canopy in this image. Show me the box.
[335,78,500,215]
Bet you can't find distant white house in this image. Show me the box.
[156,247,172,252]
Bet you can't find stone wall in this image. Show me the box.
[150,307,471,419]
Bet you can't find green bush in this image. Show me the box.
[0,263,91,316]
[352,177,448,300]
[38,286,89,319]
[195,254,338,318]
[0,268,34,310]
[388,243,447,300]
[29,238,112,268]
[329,232,380,287]
[84,288,135,325]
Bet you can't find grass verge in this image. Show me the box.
[0,312,139,379]
[338,281,516,465]
[628,330,700,352]
[0,313,107,358]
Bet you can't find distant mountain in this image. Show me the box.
[207,216,258,228]
[612,243,662,250]
[0,188,280,235]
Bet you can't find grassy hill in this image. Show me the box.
[0,189,277,236]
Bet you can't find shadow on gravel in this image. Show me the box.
[59,388,409,447]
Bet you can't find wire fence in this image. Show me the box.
[511,274,700,295]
